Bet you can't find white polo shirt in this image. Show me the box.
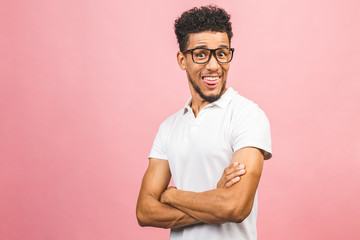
[149,87,272,240]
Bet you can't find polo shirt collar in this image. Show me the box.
[183,87,236,114]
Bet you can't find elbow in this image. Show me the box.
[231,208,252,223]
[223,201,253,223]
[137,217,146,227]
[136,203,171,229]
[136,209,155,228]
[136,208,147,227]
[136,202,153,227]
[136,209,172,229]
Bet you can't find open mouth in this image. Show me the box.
[202,76,220,89]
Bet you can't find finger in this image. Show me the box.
[225,168,246,182]
[217,181,223,188]
[218,164,245,188]
[225,176,240,188]
[225,168,245,188]
[235,163,245,170]
[224,163,245,175]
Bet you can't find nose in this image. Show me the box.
[206,52,220,71]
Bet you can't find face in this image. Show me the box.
[177,31,231,103]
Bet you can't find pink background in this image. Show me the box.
[1,0,359,239]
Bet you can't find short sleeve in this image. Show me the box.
[149,121,168,160]
[231,106,272,160]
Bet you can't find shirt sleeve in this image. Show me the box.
[231,106,272,160]
[149,121,168,160]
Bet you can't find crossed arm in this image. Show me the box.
[136,147,264,228]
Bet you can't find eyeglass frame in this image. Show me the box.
[182,47,235,64]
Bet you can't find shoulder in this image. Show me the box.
[149,108,186,159]
[157,108,185,133]
[228,90,268,123]
[160,107,184,126]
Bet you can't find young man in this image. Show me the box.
[136,5,272,240]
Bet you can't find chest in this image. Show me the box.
[168,107,234,155]
[166,107,235,190]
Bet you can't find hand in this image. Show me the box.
[160,186,176,204]
[217,162,246,188]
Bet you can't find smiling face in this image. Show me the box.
[177,31,231,104]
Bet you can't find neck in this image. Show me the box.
[189,87,227,117]
[190,95,209,117]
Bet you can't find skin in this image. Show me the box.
[136,31,265,227]
[160,147,264,224]
[136,159,246,228]
[217,162,245,188]
[177,31,230,117]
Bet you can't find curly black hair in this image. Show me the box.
[174,5,233,52]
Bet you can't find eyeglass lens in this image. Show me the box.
[192,48,233,63]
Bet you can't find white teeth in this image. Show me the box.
[203,76,219,81]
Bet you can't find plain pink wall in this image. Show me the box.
[1,0,359,239]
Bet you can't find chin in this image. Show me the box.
[201,83,226,103]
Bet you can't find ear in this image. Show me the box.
[177,51,186,70]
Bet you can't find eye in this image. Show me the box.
[196,51,207,58]
[217,50,228,58]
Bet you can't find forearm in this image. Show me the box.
[161,148,264,224]
[136,158,200,228]
[136,193,200,229]
[161,188,243,224]
[161,169,260,224]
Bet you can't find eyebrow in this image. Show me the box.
[193,45,208,49]
[193,44,230,49]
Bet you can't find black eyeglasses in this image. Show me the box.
[182,47,235,64]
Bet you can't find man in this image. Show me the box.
[136,5,272,240]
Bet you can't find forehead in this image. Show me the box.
[187,31,229,49]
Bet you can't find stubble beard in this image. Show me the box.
[188,74,226,103]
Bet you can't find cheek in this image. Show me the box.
[186,66,202,77]
[222,66,230,76]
